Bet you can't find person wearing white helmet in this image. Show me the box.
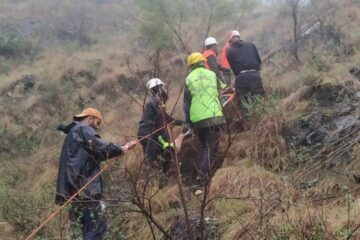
[146,78,164,91]
[226,30,265,118]
[203,37,227,88]
[138,78,183,178]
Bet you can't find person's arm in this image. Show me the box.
[207,55,219,73]
[144,102,158,130]
[253,43,262,67]
[219,64,230,72]
[226,47,236,75]
[183,84,192,125]
[77,125,126,161]
[206,55,226,89]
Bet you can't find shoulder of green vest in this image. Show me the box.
[187,67,215,78]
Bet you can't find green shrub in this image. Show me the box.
[0,56,13,74]
[242,93,281,118]
[297,68,321,87]
[0,124,40,158]
[0,163,26,187]
[0,183,57,237]
[0,24,41,59]
[0,25,24,58]
[104,206,127,240]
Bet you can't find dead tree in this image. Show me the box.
[287,0,303,63]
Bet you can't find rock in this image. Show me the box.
[194,190,203,196]
[304,129,327,145]
[21,75,35,91]
[354,92,360,100]
[349,66,360,80]
[168,216,219,240]
[334,116,359,130]
[352,173,360,183]
[299,112,323,129]
[300,178,318,189]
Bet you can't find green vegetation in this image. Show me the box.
[0,124,40,158]
[0,0,359,239]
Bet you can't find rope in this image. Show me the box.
[25,120,174,240]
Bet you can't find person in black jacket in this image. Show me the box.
[55,107,137,240]
[138,78,182,175]
[226,30,265,116]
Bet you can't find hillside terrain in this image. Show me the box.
[0,0,360,239]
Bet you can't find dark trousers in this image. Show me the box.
[196,126,221,176]
[235,72,265,114]
[69,201,107,240]
[141,138,173,173]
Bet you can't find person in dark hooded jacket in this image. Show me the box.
[55,107,137,240]
[138,78,183,174]
[226,30,265,116]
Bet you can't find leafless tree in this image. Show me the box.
[286,0,303,62]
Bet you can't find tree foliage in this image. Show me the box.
[0,28,24,57]
[136,0,257,53]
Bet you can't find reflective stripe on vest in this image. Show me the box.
[185,68,223,124]
[220,42,230,69]
[203,49,216,70]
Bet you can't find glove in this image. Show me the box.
[158,135,174,149]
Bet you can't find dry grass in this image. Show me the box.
[247,114,287,171]
[210,164,283,198]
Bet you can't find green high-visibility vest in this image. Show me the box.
[186,67,223,123]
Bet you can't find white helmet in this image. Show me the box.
[228,30,240,41]
[204,37,217,47]
[146,78,164,90]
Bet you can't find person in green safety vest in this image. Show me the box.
[183,52,226,178]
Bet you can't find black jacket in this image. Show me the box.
[226,40,262,76]
[138,96,173,141]
[55,122,123,205]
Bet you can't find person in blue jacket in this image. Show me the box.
[55,107,137,240]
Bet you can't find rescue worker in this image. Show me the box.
[220,41,232,86]
[226,30,265,115]
[138,78,182,174]
[55,107,137,240]
[183,52,225,178]
[203,37,227,88]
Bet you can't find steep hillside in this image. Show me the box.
[0,0,360,239]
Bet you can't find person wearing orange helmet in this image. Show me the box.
[55,108,137,239]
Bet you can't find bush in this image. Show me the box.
[0,183,57,237]
[0,124,40,158]
[0,56,13,74]
[0,25,24,57]
[297,67,321,87]
[0,24,41,59]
